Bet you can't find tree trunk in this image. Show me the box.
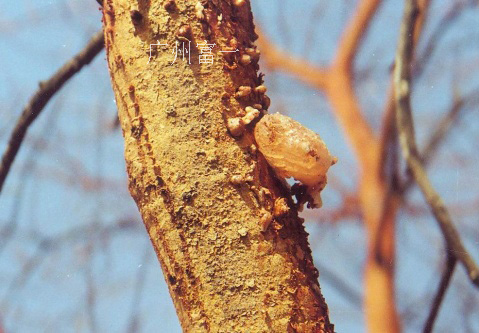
[102,0,333,331]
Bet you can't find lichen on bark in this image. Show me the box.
[102,0,333,331]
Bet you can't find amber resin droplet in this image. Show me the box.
[254,113,334,185]
[254,113,335,208]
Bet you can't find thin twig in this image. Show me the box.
[374,88,478,262]
[0,31,104,193]
[394,0,479,286]
[392,87,479,198]
[378,0,431,177]
[334,0,382,70]
[0,98,63,256]
[414,0,476,77]
[423,254,456,333]
[419,91,479,165]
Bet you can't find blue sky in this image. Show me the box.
[1,0,478,332]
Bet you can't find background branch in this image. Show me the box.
[423,254,456,333]
[257,30,330,89]
[394,0,479,286]
[334,0,381,71]
[0,30,104,193]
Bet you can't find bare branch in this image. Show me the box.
[333,0,381,71]
[256,29,330,90]
[0,99,63,256]
[394,0,479,286]
[420,90,479,164]
[390,87,479,197]
[415,0,476,77]
[423,254,456,333]
[378,0,431,178]
[0,31,104,193]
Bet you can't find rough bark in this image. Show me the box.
[102,0,333,332]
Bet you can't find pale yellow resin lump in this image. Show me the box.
[254,113,336,208]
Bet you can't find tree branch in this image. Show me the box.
[375,88,477,262]
[0,31,104,193]
[394,0,479,286]
[423,254,456,333]
[103,0,335,330]
[333,0,382,71]
[414,0,476,77]
[419,90,479,165]
[378,0,431,178]
[256,30,330,90]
